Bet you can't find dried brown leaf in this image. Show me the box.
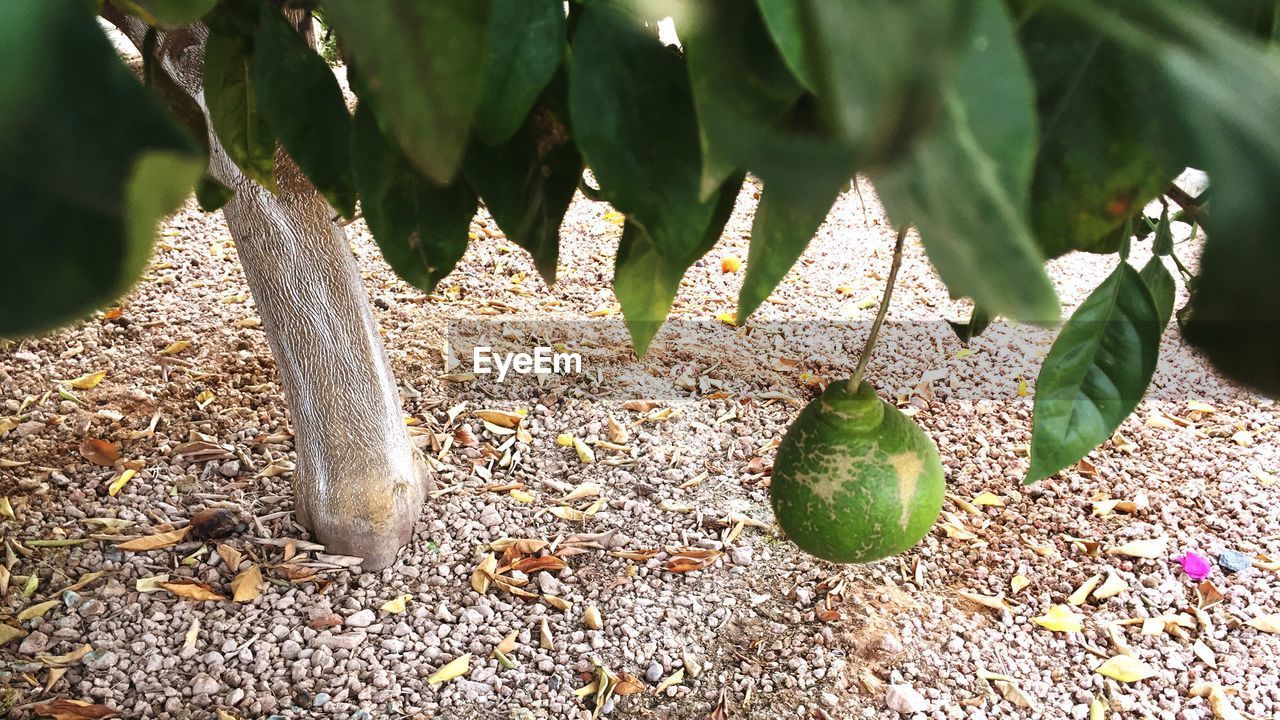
[79,438,119,467]
[32,699,119,719]
[116,527,190,552]
[231,564,264,603]
[162,579,226,602]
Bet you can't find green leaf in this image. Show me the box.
[754,0,817,90]
[1138,255,1176,330]
[738,177,843,322]
[873,0,1059,323]
[0,0,200,337]
[473,0,565,146]
[949,304,992,344]
[324,0,490,185]
[196,175,232,212]
[802,0,975,163]
[251,5,355,216]
[116,0,218,27]
[351,102,477,294]
[684,0,806,198]
[570,1,743,353]
[204,16,277,190]
[465,74,582,285]
[613,173,745,354]
[1026,263,1161,483]
[1020,15,1184,258]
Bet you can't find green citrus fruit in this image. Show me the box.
[770,380,945,563]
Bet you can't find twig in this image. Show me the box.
[1165,183,1204,223]
[846,227,908,392]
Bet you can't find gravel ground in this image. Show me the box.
[1,176,1278,720]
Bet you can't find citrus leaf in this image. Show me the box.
[801,0,973,162]
[754,0,817,90]
[473,0,565,146]
[1138,255,1176,330]
[464,73,582,285]
[250,4,355,217]
[117,0,217,27]
[684,0,806,197]
[1026,263,1161,483]
[352,100,477,294]
[569,2,744,354]
[1032,604,1084,632]
[949,304,992,344]
[204,15,277,190]
[324,0,490,185]
[1020,13,1184,258]
[0,0,200,338]
[874,0,1059,324]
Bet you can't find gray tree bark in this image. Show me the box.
[103,5,427,570]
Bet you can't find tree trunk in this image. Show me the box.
[103,5,427,570]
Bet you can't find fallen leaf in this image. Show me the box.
[1033,605,1083,633]
[195,389,215,410]
[959,590,1012,613]
[549,507,588,522]
[471,554,497,593]
[107,469,136,497]
[230,565,263,602]
[159,340,190,356]
[971,491,1005,507]
[0,623,28,645]
[381,594,413,613]
[474,409,524,429]
[64,370,107,389]
[559,483,602,503]
[32,699,119,719]
[427,654,471,685]
[136,575,170,593]
[1189,682,1244,720]
[494,629,518,657]
[18,599,62,622]
[1092,573,1129,601]
[994,679,1038,710]
[1069,574,1102,606]
[1192,640,1217,668]
[539,618,554,649]
[1245,614,1280,633]
[116,527,190,551]
[79,438,119,467]
[490,538,548,554]
[217,544,242,571]
[655,667,685,693]
[511,556,567,574]
[162,579,226,602]
[1196,580,1224,610]
[583,605,603,630]
[1095,654,1158,682]
[1106,538,1167,559]
[614,673,645,696]
[622,399,659,412]
[572,437,595,464]
[1011,575,1031,594]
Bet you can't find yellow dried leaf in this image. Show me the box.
[1069,574,1102,606]
[162,580,226,602]
[381,594,414,614]
[1092,573,1129,601]
[715,312,738,325]
[495,629,518,657]
[556,433,575,446]
[1186,400,1216,414]
[543,594,572,611]
[1017,377,1028,397]
[971,491,1005,507]
[65,370,107,389]
[1189,683,1244,720]
[509,489,535,503]
[1095,654,1158,683]
[195,390,215,410]
[230,565,263,602]
[549,506,587,522]
[1011,575,1031,594]
[994,679,1037,710]
[0,624,28,645]
[17,599,61,622]
[427,654,471,685]
[539,618,554,649]
[159,340,190,356]
[474,409,524,429]
[471,554,497,593]
[1246,614,1280,633]
[1192,640,1217,668]
[107,468,137,497]
[559,483,601,503]
[958,591,1012,613]
[1090,697,1109,720]
[1106,538,1167,559]
[583,605,603,630]
[1033,605,1083,633]
[117,527,190,551]
[572,437,595,464]
[217,544,242,572]
[136,574,170,593]
[655,667,685,693]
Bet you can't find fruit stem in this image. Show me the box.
[847,226,908,393]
